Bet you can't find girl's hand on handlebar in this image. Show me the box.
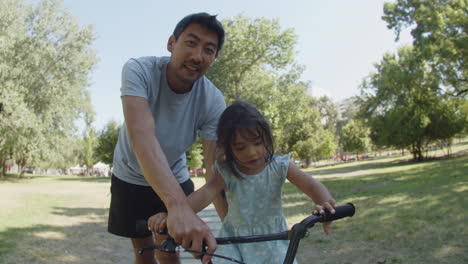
[148,212,168,234]
[312,199,338,234]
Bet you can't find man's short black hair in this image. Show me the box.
[173,12,225,53]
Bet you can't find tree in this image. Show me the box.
[340,120,371,158]
[95,120,121,167]
[335,96,361,147]
[207,14,298,103]
[294,129,337,166]
[186,141,203,171]
[383,0,468,97]
[207,15,328,155]
[360,46,465,160]
[309,95,339,135]
[81,112,96,176]
[0,0,97,176]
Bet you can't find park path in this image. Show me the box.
[180,204,222,264]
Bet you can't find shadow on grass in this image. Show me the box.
[283,154,467,219]
[57,176,111,183]
[51,207,108,217]
[305,141,468,177]
[0,207,131,264]
[0,174,43,183]
[0,174,111,184]
[283,154,467,263]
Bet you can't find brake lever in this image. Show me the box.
[138,237,178,254]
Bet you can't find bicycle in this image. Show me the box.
[136,203,355,264]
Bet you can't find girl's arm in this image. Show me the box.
[202,139,228,220]
[286,161,337,233]
[187,170,226,213]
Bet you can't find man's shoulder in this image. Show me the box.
[124,56,169,73]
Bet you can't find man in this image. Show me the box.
[108,13,227,264]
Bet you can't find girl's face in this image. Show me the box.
[231,130,267,175]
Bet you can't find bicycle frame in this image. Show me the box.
[138,203,355,264]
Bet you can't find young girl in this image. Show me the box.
[148,100,337,264]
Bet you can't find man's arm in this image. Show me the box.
[122,96,216,259]
[201,139,228,220]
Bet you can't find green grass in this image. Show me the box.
[0,143,466,263]
[284,149,468,264]
[0,175,127,264]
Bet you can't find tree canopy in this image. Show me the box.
[95,120,121,167]
[207,15,337,161]
[383,0,468,97]
[0,0,97,176]
[360,46,465,160]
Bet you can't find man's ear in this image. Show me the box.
[167,35,175,53]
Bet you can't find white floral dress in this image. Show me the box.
[213,153,298,264]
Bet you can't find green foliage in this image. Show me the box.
[461,99,468,136]
[206,14,335,158]
[294,129,337,165]
[340,120,371,156]
[186,141,203,170]
[383,0,468,97]
[81,113,96,176]
[360,46,465,160]
[95,120,121,166]
[310,95,338,135]
[207,14,297,102]
[0,0,97,176]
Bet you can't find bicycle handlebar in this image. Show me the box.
[135,203,355,243]
[136,203,355,264]
[299,202,355,229]
[323,202,355,222]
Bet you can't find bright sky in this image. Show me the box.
[56,0,412,130]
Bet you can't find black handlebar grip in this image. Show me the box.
[320,203,355,223]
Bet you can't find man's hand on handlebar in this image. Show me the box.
[148,206,217,264]
[312,199,338,234]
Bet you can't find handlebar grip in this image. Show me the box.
[320,203,355,223]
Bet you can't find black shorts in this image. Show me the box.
[107,174,194,238]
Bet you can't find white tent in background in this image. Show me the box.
[93,162,109,170]
[93,162,111,177]
[69,165,85,175]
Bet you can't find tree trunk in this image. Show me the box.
[18,157,27,178]
[0,159,5,179]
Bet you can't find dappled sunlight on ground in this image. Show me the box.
[282,200,309,208]
[34,231,66,240]
[453,185,468,192]
[377,194,410,205]
[433,244,464,259]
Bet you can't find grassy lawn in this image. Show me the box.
[285,143,468,264]
[0,142,466,264]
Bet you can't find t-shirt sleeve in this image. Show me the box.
[199,90,226,140]
[120,58,149,99]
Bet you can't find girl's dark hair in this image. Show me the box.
[217,101,274,178]
[173,12,225,54]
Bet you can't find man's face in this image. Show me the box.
[167,23,219,90]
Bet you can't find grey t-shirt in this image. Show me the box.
[112,56,226,186]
